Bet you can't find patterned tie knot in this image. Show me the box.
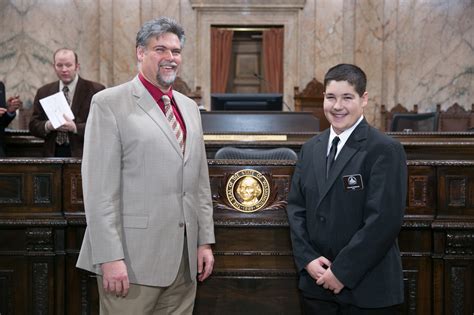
[162,95,171,107]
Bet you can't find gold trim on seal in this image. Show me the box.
[226,169,270,212]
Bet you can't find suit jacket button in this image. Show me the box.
[179,222,184,227]
[319,216,325,222]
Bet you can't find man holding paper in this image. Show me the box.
[29,48,105,157]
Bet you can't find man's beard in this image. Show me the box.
[156,62,178,88]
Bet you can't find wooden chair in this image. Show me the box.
[437,103,474,131]
[294,78,329,131]
[391,112,439,132]
[380,104,418,131]
[173,76,202,106]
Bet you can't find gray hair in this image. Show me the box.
[136,17,185,49]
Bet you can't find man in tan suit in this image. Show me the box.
[76,17,215,314]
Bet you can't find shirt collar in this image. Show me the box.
[328,115,364,157]
[138,72,173,103]
[59,74,79,98]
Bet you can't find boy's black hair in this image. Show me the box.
[324,63,367,96]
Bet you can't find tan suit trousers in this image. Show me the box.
[97,240,196,314]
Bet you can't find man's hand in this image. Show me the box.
[6,95,22,113]
[197,244,214,282]
[316,267,344,294]
[305,256,332,281]
[101,260,130,297]
[57,114,77,133]
[0,108,6,117]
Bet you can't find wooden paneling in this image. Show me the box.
[0,156,473,314]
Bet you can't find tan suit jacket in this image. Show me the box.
[76,76,215,286]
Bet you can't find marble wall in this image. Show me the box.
[0,0,472,129]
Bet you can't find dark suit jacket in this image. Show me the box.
[29,77,105,157]
[0,112,15,157]
[287,119,407,308]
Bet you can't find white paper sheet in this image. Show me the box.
[39,92,75,129]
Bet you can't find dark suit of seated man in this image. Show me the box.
[29,48,105,157]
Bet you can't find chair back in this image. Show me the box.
[294,78,329,130]
[390,112,439,132]
[437,103,474,131]
[214,147,298,160]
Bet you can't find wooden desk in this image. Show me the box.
[3,129,44,157]
[0,158,473,314]
[205,132,474,160]
[5,127,474,160]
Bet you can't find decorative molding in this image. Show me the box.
[214,218,289,227]
[33,174,52,204]
[212,269,298,277]
[214,250,293,256]
[204,131,316,136]
[450,266,466,315]
[0,174,23,204]
[32,262,48,314]
[408,175,429,207]
[446,176,467,207]
[294,78,325,98]
[189,0,306,10]
[432,221,474,229]
[400,251,432,257]
[0,219,67,227]
[446,231,474,255]
[444,103,470,114]
[63,217,87,226]
[70,173,84,205]
[208,159,296,166]
[26,228,53,252]
[407,160,474,167]
[401,142,474,147]
[402,220,433,229]
[388,131,474,137]
[404,270,418,315]
[0,158,68,164]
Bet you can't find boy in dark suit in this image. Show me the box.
[287,64,407,314]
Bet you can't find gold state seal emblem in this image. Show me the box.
[226,169,270,212]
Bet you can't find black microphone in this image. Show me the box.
[253,72,264,82]
[253,73,292,111]
[0,81,6,109]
